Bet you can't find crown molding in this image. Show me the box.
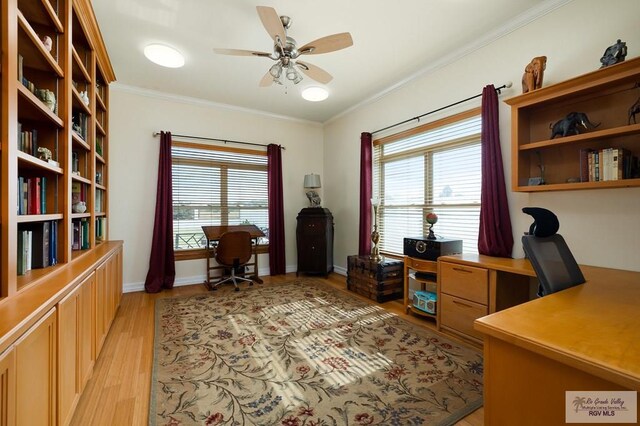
[324,0,573,125]
[111,83,323,127]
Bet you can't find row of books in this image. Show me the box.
[18,176,47,215]
[96,217,107,242]
[72,219,90,250]
[18,123,39,156]
[17,221,59,275]
[579,148,636,182]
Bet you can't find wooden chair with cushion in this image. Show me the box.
[213,230,254,291]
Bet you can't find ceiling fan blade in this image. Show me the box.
[259,71,274,87]
[296,60,333,84]
[298,32,353,55]
[256,6,286,47]
[214,48,271,57]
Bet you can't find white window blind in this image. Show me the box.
[373,114,482,255]
[171,144,268,250]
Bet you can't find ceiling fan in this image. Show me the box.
[214,6,353,87]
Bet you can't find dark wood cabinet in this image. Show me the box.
[296,208,334,276]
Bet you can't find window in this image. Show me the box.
[373,109,481,255]
[171,142,268,253]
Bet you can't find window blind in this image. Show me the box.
[374,115,482,255]
[171,145,268,250]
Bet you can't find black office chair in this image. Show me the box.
[212,231,254,291]
[522,207,585,297]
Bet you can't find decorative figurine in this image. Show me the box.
[79,90,89,105]
[600,39,627,68]
[550,112,600,139]
[522,56,547,93]
[40,35,52,52]
[35,89,56,113]
[37,146,52,161]
[72,201,87,213]
[425,212,438,240]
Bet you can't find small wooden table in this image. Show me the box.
[202,225,265,289]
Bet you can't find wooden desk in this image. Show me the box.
[437,254,536,344]
[475,265,640,425]
[202,225,265,289]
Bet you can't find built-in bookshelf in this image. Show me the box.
[1,0,115,297]
[506,56,640,192]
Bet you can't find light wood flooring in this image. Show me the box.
[70,272,483,425]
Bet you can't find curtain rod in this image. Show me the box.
[152,132,285,150]
[371,82,513,135]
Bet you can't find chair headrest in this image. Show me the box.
[522,207,559,237]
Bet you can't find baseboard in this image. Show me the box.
[333,265,347,276]
[123,264,299,293]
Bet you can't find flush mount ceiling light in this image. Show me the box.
[144,44,185,68]
[302,87,329,102]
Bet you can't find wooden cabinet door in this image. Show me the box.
[78,273,95,391]
[0,347,16,426]
[94,260,108,357]
[58,272,97,426]
[15,308,57,426]
[58,284,81,426]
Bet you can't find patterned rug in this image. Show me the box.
[150,280,483,426]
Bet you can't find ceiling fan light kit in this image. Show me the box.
[215,6,353,87]
[144,44,185,68]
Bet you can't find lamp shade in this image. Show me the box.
[303,173,321,188]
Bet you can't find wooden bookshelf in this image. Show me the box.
[506,57,640,192]
[2,1,119,422]
[2,0,115,296]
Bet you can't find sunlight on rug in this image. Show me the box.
[150,279,483,426]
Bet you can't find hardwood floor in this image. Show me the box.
[70,273,484,425]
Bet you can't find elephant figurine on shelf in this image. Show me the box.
[549,112,601,139]
[522,56,547,93]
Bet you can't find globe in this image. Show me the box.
[426,212,438,225]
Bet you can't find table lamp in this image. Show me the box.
[304,173,321,207]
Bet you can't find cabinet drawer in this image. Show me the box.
[440,261,488,304]
[405,257,437,273]
[440,293,487,341]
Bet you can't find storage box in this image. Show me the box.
[413,290,437,314]
[346,255,404,302]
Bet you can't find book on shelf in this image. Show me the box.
[95,217,107,242]
[18,176,48,215]
[50,221,58,266]
[584,148,632,182]
[27,222,50,269]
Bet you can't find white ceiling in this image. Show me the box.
[92,0,562,123]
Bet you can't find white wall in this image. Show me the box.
[323,0,640,272]
[109,88,323,289]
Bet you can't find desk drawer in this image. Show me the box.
[405,257,437,273]
[440,293,487,341]
[440,261,488,305]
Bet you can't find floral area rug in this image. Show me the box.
[150,280,483,426]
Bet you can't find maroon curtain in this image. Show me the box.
[358,132,373,256]
[268,144,286,274]
[144,131,176,293]
[478,85,514,257]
